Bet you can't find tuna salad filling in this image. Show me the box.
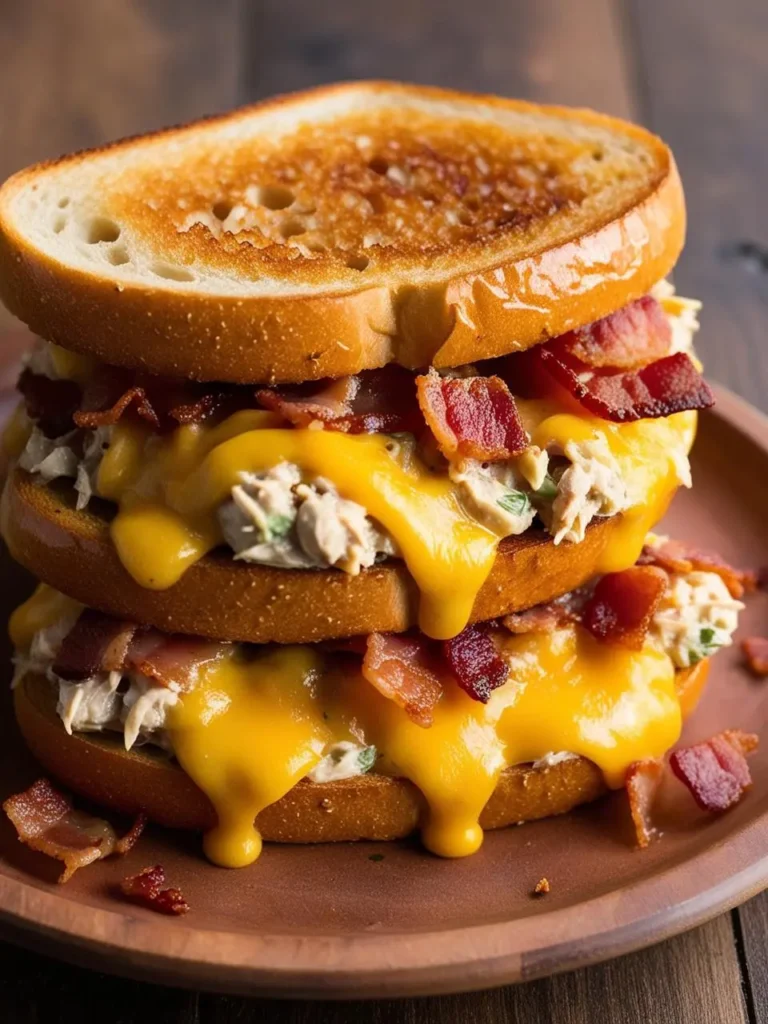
[13,555,741,778]
[12,283,700,576]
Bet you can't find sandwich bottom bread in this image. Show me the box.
[8,536,742,867]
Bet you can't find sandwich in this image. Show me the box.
[0,82,747,869]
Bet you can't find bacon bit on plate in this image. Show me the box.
[742,637,768,677]
[257,365,423,434]
[533,877,551,895]
[362,633,444,728]
[625,759,664,848]
[52,610,138,681]
[115,812,148,855]
[3,778,117,883]
[550,296,672,370]
[638,539,757,599]
[670,730,759,812]
[443,623,509,703]
[582,566,668,650]
[416,369,529,461]
[119,865,190,916]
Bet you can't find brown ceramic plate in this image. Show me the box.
[0,385,767,999]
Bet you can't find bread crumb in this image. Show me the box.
[533,877,550,896]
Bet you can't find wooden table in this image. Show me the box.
[2,1,767,1020]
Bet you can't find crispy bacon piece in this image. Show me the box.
[115,812,148,855]
[670,730,759,812]
[501,590,587,634]
[256,365,423,434]
[443,623,508,703]
[582,566,668,650]
[362,633,443,728]
[125,632,228,691]
[416,369,529,461]
[626,759,664,848]
[52,610,138,681]
[638,539,757,599]
[742,637,768,677]
[550,296,672,370]
[119,864,190,916]
[500,346,714,423]
[2,779,117,883]
[17,370,82,438]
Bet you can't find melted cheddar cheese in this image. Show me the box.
[93,407,696,639]
[169,625,681,866]
[11,587,683,869]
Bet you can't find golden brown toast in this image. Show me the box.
[0,82,684,383]
[3,466,627,644]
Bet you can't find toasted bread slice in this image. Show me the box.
[14,662,708,843]
[0,82,684,384]
[2,467,627,644]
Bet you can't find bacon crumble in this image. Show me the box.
[119,864,190,916]
[582,566,668,650]
[742,637,768,677]
[625,759,664,848]
[638,539,757,599]
[443,623,509,703]
[362,633,444,728]
[2,779,146,883]
[415,369,529,461]
[670,730,758,812]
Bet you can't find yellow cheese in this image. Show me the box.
[10,586,682,869]
[9,583,81,649]
[94,408,695,640]
[170,623,679,866]
[2,402,32,459]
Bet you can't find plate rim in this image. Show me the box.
[1,383,768,999]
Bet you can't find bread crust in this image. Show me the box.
[13,662,708,844]
[0,82,685,384]
[3,467,629,643]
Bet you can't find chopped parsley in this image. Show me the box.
[688,626,723,665]
[497,490,531,516]
[265,513,293,540]
[535,474,558,501]
[357,745,378,773]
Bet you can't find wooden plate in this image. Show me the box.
[1,385,767,999]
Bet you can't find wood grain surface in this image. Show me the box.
[0,0,766,1020]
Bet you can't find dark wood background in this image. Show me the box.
[1,0,767,1020]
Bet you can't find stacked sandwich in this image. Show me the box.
[0,83,746,867]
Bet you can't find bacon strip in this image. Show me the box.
[17,370,82,438]
[362,633,443,728]
[125,632,228,691]
[416,369,529,461]
[582,566,668,650]
[742,637,768,677]
[626,759,664,848]
[52,611,138,681]
[638,539,757,599]
[3,779,117,883]
[501,590,587,634]
[670,730,758,812]
[119,864,190,916]
[115,812,148,855]
[550,296,672,370]
[443,623,508,703]
[257,365,423,434]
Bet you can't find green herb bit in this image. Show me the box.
[265,513,293,540]
[497,490,531,516]
[535,474,558,501]
[688,626,723,665]
[357,745,377,773]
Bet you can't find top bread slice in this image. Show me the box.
[0,82,684,384]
